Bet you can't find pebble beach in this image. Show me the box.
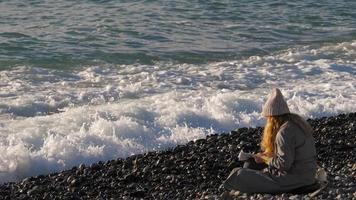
[0,113,355,200]
[1,2,356,199]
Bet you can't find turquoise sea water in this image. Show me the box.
[1,0,355,69]
[0,0,356,183]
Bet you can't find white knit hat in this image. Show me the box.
[262,88,290,117]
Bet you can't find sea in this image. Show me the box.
[0,0,355,183]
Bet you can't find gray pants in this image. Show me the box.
[223,159,306,194]
[223,167,284,194]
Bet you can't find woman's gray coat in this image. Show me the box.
[223,115,317,194]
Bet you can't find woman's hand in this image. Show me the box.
[253,153,265,164]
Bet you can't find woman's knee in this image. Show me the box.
[231,167,240,174]
[226,167,240,178]
[223,168,247,191]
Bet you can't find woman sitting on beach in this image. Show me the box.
[222,88,317,195]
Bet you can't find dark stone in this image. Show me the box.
[130,190,146,198]
[26,185,39,196]
[90,163,100,171]
[123,174,139,183]
[78,163,85,171]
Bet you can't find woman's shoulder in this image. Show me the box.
[278,120,303,136]
[279,120,296,131]
[278,117,311,141]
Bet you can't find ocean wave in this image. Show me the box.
[0,40,355,183]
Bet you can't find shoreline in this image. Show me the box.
[0,113,355,199]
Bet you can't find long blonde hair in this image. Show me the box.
[261,114,289,156]
[261,113,313,156]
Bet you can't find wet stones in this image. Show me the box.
[122,173,139,184]
[0,112,355,199]
[89,163,100,171]
[78,163,85,171]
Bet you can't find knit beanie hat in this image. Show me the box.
[262,88,290,117]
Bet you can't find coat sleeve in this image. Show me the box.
[268,126,295,172]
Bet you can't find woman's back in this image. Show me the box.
[271,119,317,183]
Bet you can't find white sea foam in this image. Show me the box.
[0,41,356,183]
